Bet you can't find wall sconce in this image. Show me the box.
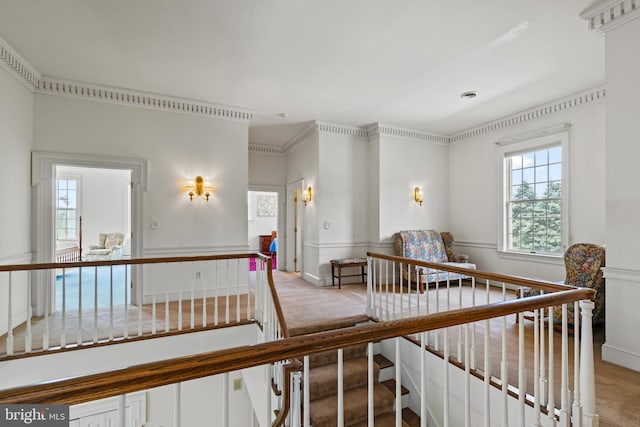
[302,186,313,206]
[414,186,424,206]
[186,176,214,201]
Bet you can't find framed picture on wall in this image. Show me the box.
[257,195,276,217]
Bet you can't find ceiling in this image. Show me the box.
[0,0,604,146]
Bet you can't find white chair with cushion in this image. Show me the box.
[85,232,125,261]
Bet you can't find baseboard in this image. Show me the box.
[602,342,640,372]
[0,307,28,336]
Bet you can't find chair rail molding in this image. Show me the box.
[581,0,640,33]
[602,266,640,282]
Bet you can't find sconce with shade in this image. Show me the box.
[302,187,313,206]
[414,186,424,206]
[186,176,214,201]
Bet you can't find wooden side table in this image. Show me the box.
[330,258,367,289]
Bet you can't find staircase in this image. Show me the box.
[290,316,420,427]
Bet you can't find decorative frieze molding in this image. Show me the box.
[450,87,606,143]
[367,123,449,145]
[316,121,369,138]
[581,0,640,33]
[0,36,41,90]
[37,77,255,122]
[249,144,286,156]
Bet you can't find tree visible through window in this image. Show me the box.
[56,177,78,240]
[507,146,562,254]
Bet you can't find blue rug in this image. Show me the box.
[56,265,131,311]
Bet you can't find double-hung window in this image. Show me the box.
[56,176,80,241]
[498,128,569,256]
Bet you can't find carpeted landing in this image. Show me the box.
[289,315,419,427]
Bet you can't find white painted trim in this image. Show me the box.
[581,0,640,33]
[601,266,640,282]
[142,285,250,305]
[0,252,34,265]
[248,144,286,156]
[367,123,449,145]
[283,121,318,153]
[302,241,370,249]
[454,241,497,250]
[31,151,147,313]
[143,245,250,256]
[496,250,564,266]
[451,87,605,143]
[316,121,369,138]
[70,391,146,423]
[302,271,322,286]
[495,123,572,147]
[0,35,41,90]
[602,343,640,372]
[36,76,255,122]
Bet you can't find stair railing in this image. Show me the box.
[366,251,599,427]
[0,286,593,427]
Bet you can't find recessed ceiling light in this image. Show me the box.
[460,91,479,100]
[277,113,289,118]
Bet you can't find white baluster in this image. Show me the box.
[366,257,373,316]
[396,337,402,427]
[573,300,582,426]
[304,355,310,427]
[385,260,390,317]
[225,260,230,325]
[368,342,374,427]
[60,269,66,349]
[6,272,14,355]
[338,348,344,427]
[560,304,570,427]
[579,300,599,427]
[420,332,427,427]
[266,363,272,424]
[118,394,126,427]
[26,270,32,353]
[178,289,183,331]
[465,323,471,427]
[223,372,229,427]
[215,261,220,326]
[123,265,128,339]
[540,293,547,407]
[137,265,143,337]
[399,262,404,319]
[501,298,509,427]
[484,317,491,427]
[519,311,525,426]
[458,278,463,363]
[547,306,555,425]
[246,259,251,322]
[190,265,195,330]
[291,371,302,427]
[444,328,450,427]
[534,309,542,427]
[392,260,397,319]
[109,266,114,340]
[93,267,98,343]
[236,259,241,323]
[174,383,181,427]
[77,266,83,345]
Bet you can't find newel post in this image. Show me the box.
[579,300,599,427]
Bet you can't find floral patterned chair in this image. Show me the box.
[85,232,125,261]
[393,230,476,292]
[553,243,605,327]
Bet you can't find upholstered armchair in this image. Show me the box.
[440,231,470,263]
[553,243,605,327]
[85,232,125,261]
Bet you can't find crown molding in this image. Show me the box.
[450,87,606,143]
[368,123,449,145]
[581,0,640,34]
[316,121,369,138]
[248,144,286,156]
[0,36,41,91]
[35,76,255,122]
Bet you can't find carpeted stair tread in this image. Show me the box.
[380,378,409,396]
[350,412,410,427]
[309,383,396,427]
[288,314,370,336]
[308,343,368,368]
[308,356,379,401]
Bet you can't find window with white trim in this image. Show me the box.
[498,129,569,256]
[56,176,80,241]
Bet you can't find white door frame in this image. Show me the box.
[31,151,148,315]
[286,180,304,272]
[248,184,285,270]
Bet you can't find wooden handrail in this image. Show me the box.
[0,287,593,405]
[368,252,579,294]
[0,252,265,273]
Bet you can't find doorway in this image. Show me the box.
[54,166,132,311]
[248,190,279,270]
[32,152,148,316]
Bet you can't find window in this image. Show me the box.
[498,128,569,256]
[56,176,80,241]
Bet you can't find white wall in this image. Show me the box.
[316,131,369,283]
[601,17,640,371]
[377,133,450,243]
[448,100,605,282]
[0,65,34,335]
[34,94,250,255]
